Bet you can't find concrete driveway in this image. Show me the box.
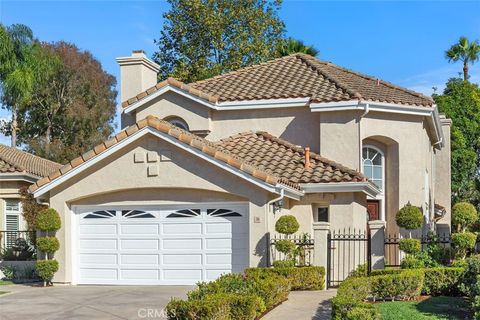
[0,284,193,320]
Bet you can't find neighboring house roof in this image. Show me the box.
[217,131,366,184]
[0,144,61,178]
[122,53,433,109]
[29,116,367,196]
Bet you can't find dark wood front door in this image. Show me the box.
[367,200,380,221]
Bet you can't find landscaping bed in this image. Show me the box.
[165,266,325,320]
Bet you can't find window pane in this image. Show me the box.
[364,165,373,178]
[6,215,19,231]
[317,208,329,222]
[373,166,383,179]
[362,149,368,160]
[372,152,382,165]
[373,179,382,190]
[6,200,20,212]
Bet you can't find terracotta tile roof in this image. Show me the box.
[29,116,298,193]
[122,53,433,108]
[29,116,367,194]
[216,131,367,184]
[0,144,62,178]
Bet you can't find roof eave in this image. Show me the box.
[0,172,39,183]
[300,181,381,198]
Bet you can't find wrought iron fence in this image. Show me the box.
[327,229,370,288]
[270,233,314,267]
[0,231,36,252]
[384,232,455,267]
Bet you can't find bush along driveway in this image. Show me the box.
[166,266,325,319]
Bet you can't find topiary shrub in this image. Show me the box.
[422,267,464,296]
[452,202,478,232]
[346,305,378,320]
[399,238,421,255]
[370,270,424,301]
[452,232,477,259]
[395,203,423,232]
[275,215,299,235]
[272,260,295,268]
[274,239,296,255]
[246,266,325,291]
[401,256,425,269]
[36,237,60,257]
[35,208,61,232]
[36,260,59,285]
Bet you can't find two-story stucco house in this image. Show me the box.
[29,51,451,285]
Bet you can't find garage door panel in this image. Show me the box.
[121,269,159,280]
[120,239,159,250]
[162,269,202,281]
[162,223,202,235]
[163,254,202,265]
[80,239,117,250]
[163,238,202,250]
[120,224,159,235]
[79,253,117,265]
[79,224,117,235]
[76,204,248,285]
[121,254,159,265]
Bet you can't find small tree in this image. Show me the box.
[452,202,478,232]
[274,215,299,267]
[35,208,61,286]
[396,202,423,237]
[19,186,47,230]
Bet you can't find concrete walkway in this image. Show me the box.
[0,284,192,320]
[263,289,337,320]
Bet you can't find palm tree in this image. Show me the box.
[0,24,34,147]
[445,36,480,81]
[277,38,319,57]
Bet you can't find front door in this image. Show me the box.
[367,200,380,221]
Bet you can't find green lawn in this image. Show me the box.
[0,280,13,285]
[375,296,472,320]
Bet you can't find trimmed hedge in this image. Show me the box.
[332,276,376,320]
[399,238,421,255]
[35,208,61,232]
[167,270,290,319]
[36,260,59,282]
[166,294,263,320]
[370,270,424,301]
[245,266,325,290]
[36,237,60,255]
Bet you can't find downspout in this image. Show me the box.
[266,188,285,266]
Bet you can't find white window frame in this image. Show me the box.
[362,145,385,221]
[4,199,22,231]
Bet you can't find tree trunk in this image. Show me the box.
[11,106,17,147]
[463,61,469,81]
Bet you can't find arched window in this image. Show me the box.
[165,116,189,131]
[362,146,384,192]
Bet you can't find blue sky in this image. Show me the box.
[1,0,479,145]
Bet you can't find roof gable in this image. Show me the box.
[122,53,433,110]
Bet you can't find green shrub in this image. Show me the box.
[401,256,425,269]
[346,305,379,320]
[274,239,296,255]
[332,276,372,320]
[36,237,60,255]
[246,266,325,291]
[272,260,295,268]
[275,215,299,235]
[370,269,403,276]
[166,295,231,320]
[35,208,61,232]
[422,267,464,296]
[36,260,59,283]
[187,271,290,313]
[0,265,15,280]
[459,254,480,297]
[370,270,424,301]
[395,203,423,230]
[350,263,369,278]
[399,238,421,254]
[452,202,478,232]
[452,232,477,259]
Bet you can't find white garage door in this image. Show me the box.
[74,203,249,285]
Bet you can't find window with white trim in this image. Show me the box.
[362,146,384,192]
[5,199,21,231]
[165,117,189,131]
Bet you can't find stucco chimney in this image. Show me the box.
[304,146,310,168]
[116,50,160,102]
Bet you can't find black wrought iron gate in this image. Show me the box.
[327,229,371,288]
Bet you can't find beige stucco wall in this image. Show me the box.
[47,133,279,283]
